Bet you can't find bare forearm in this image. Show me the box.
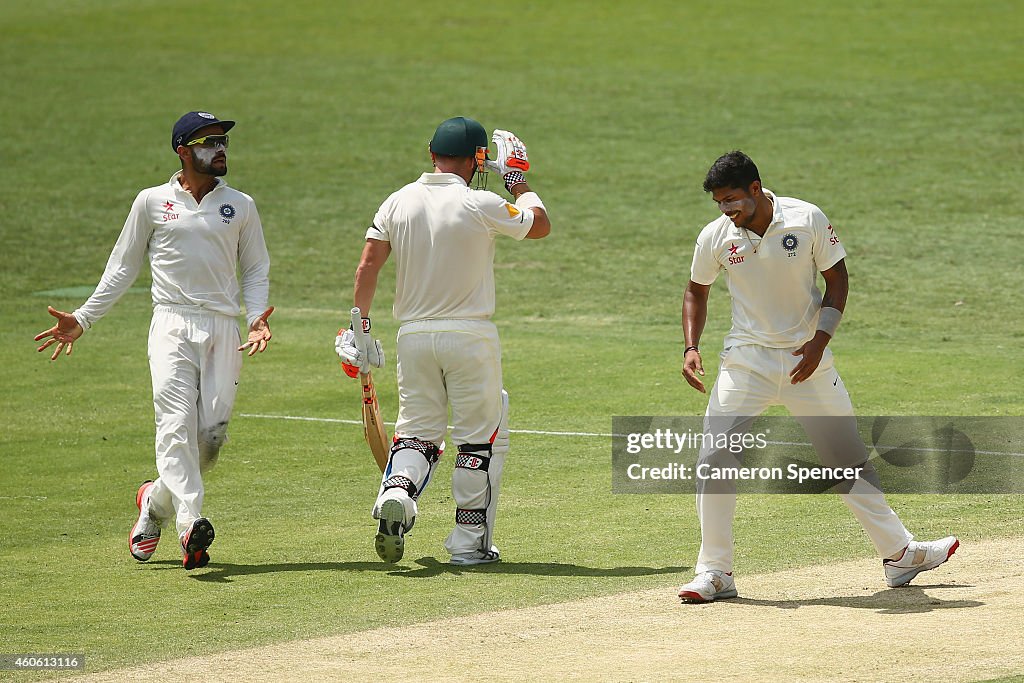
[820,260,849,313]
[683,283,710,348]
[821,283,848,313]
[352,239,391,319]
[353,265,378,318]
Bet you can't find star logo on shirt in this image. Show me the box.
[728,243,739,255]
[163,201,175,211]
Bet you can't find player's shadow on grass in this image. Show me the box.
[147,559,689,583]
[144,560,396,583]
[395,557,691,579]
[732,584,981,614]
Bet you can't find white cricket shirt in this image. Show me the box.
[73,172,270,329]
[366,172,534,322]
[690,189,846,348]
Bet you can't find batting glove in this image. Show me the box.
[336,328,362,377]
[366,335,385,370]
[335,325,386,375]
[485,129,530,179]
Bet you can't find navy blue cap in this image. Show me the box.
[171,111,236,151]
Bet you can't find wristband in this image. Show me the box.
[346,317,371,333]
[515,191,545,211]
[684,345,699,354]
[817,306,842,337]
[503,170,526,193]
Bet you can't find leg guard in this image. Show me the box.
[198,421,229,474]
[445,390,508,555]
[373,437,443,531]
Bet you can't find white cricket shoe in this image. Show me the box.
[128,481,161,562]
[678,570,737,602]
[883,536,959,587]
[375,498,409,563]
[450,546,500,566]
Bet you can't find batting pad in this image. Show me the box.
[445,389,509,555]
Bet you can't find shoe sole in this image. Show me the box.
[375,499,406,563]
[376,499,407,565]
[182,518,215,570]
[449,555,500,566]
[678,588,738,603]
[886,539,959,587]
[129,480,158,562]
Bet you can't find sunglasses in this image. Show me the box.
[185,134,230,148]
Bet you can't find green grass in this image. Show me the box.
[1,0,1023,678]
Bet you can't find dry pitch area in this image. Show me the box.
[73,538,1023,682]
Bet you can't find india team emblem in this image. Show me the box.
[781,233,799,253]
[219,204,236,223]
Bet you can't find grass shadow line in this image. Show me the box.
[137,559,691,583]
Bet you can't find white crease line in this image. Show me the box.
[238,413,621,438]
[238,414,1024,456]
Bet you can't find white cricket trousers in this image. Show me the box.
[695,344,913,574]
[145,305,242,537]
[392,319,507,555]
[395,319,503,444]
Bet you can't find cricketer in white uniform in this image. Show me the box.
[336,117,551,565]
[35,111,273,571]
[677,151,958,602]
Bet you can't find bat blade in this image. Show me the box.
[360,371,390,472]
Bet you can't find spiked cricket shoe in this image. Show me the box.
[129,481,161,561]
[450,546,500,566]
[884,536,959,587]
[678,570,738,602]
[181,517,215,570]
[374,498,409,563]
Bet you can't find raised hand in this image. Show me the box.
[486,129,530,177]
[34,306,84,361]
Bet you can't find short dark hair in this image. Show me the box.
[703,151,760,192]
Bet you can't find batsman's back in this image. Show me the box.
[367,174,534,322]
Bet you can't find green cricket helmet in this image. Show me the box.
[429,116,488,157]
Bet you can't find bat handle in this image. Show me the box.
[349,306,369,367]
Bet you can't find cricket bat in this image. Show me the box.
[351,307,390,472]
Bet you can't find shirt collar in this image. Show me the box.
[764,188,785,227]
[169,171,226,193]
[418,172,468,187]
